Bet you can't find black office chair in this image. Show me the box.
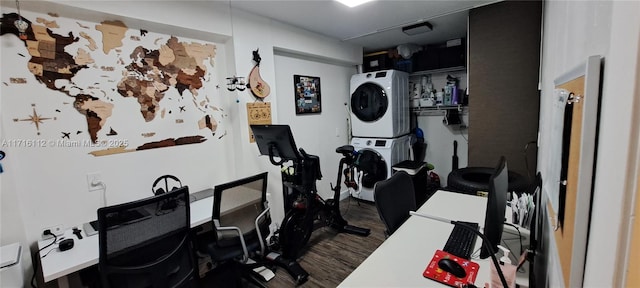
[373,171,417,237]
[97,186,199,288]
[199,172,272,288]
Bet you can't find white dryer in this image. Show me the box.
[350,70,410,138]
[350,135,410,202]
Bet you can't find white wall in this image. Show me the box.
[0,95,30,282]
[416,111,469,185]
[226,8,361,223]
[0,3,237,286]
[0,1,362,285]
[538,0,640,286]
[584,2,639,286]
[1,0,235,231]
[274,53,357,200]
[34,0,233,39]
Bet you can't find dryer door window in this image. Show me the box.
[356,149,387,188]
[351,83,388,122]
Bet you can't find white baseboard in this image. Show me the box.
[340,189,350,200]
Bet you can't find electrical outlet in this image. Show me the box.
[87,172,102,192]
[42,224,65,240]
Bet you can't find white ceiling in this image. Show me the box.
[230,0,500,53]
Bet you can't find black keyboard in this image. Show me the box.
[442,221,479,259]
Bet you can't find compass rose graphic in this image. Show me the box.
[13,104,57,135]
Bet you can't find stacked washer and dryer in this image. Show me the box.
[349,70,411,202]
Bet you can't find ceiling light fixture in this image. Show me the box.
[402,21,433,36]
[335,0,375,8]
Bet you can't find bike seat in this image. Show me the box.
[335,145,354,155]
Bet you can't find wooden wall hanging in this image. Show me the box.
[247,49,271,100]
[246,102,271,143]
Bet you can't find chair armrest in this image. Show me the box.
[255,207,270,256]
[214,222,249,263]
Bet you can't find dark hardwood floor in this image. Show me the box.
[267,198,386,288]
[199,197,386,288]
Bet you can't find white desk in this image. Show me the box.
[339,190,493,287]
[37,188,261,284]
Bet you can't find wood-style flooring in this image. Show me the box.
[199,197,386,288]
[267,198,386,288]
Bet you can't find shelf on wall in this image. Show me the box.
[411,105,468,116]
[410,66,466,76]
[412,104,464,111]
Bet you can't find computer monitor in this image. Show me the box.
[250,124,300,161]
[480,156,508,259]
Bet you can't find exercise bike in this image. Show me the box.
[251,125,370,284]
[277,144,371,258]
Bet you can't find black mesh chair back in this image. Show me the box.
[98,186,198,288]
[374,171,417,237]
[199,173,271,288]
[209,172,270,262]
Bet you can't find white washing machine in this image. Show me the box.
[350,69,410,138]
[350,135,410,202]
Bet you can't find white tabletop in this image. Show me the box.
[37,188,259,283]
[339,190,492,287]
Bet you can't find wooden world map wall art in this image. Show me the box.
[1,11,225,156]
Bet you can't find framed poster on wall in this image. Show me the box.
[294,75,321,114]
